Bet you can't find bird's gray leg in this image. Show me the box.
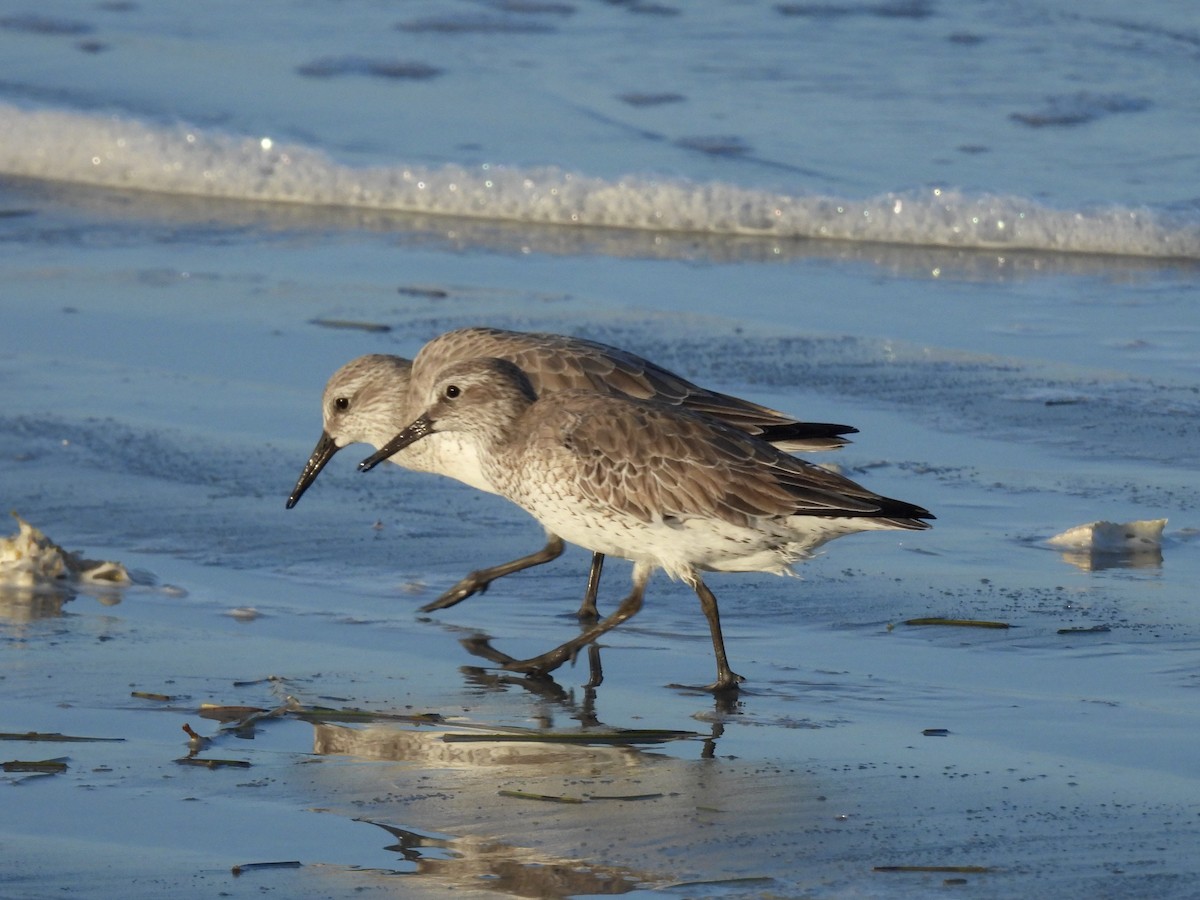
[577,554,608,684]
[576,552,605,621]
[461,632,605,689]
[504,565,649,677]
[421,535,566,612]
[583,645,604,689]
[692,579,745,693]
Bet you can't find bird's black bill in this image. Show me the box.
[358,416,433,472]
[286,431,340,508]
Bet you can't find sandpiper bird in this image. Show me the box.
[287,328,857,617]
[359,357,933,692]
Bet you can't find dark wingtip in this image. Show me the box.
[758,420,860,452]
[763,421,859,440]
[891,501,936,527]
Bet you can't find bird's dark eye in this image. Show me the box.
[334,397,350,411]
[445,385,461,399]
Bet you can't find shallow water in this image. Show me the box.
[4,212,1200,896]
[3,1,1200,897]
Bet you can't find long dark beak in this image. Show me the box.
[286,431,340,508]
[359,415,434,472]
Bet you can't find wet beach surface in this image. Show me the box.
[3,186,1200,898]
[5,2,1200,895]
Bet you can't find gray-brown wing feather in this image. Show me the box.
[525,391,930,528]
[418,327,694,399]
[418,327,855,446]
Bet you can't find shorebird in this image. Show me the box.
[288,328,857,618]
[359,357,933,692]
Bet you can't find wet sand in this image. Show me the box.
[3,185,1200,898]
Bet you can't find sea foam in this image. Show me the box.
[2,103,1197,260]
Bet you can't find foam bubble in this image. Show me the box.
[2,103,1197,259]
